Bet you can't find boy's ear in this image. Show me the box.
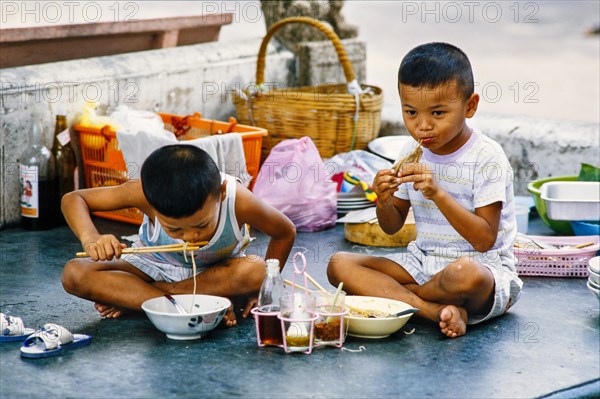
[465,93,479,118]
[220,180,227,201]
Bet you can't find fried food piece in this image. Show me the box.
[392,140,423,176]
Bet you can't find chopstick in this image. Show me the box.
[134,241,208,251]
[513,241,595,251]
[287,276,388,317]
[284,279,308,291]
[303,271,328,294]
[563,241,595,250]
[75,241,208,258]
[285,278,363,315]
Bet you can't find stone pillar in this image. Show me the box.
[261,1,358,53]
[296,39,365,86]
[259,0,364,86]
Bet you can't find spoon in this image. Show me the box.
[390,308,419,318]
[331,282,344,307]
[164,294,188,315]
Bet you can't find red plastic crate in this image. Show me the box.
[75,112,267,225]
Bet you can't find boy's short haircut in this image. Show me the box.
[141,145,221,218]
[398,42,474,100]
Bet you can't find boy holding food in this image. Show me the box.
[61,145,296,325]
[328,43,522,338]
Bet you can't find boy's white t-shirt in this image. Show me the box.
[394,129,517,270]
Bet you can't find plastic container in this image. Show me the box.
[514,204,530,234]
[527,175,577,235]
[514,235,599,277]
[75,112,267,225]
[571,221,600,236]
[541,182,600,221]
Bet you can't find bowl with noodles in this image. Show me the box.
[142,294,230,340]
[344,296,415,339]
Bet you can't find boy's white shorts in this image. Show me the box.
[381,244,523,325]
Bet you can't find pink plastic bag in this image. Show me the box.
[253,137,337,232]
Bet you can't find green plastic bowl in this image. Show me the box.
[527,175,577,235]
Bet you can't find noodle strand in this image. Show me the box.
[190,248,197,313]
[181,241,198,313]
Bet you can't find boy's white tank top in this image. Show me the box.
[138,174,251,268]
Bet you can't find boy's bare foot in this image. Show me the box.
[222,305,236,327]
[94,303,126,318]
[439,305,468,338]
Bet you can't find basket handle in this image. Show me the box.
[256,16,355,85]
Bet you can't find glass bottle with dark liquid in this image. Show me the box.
[257,259,284,346]
[51,115,76,224]
[19,117,57,230]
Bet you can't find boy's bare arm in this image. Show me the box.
[431,191,501,252]
[400,163,501,252]
[234,183,296,269]
[61,180,149,260]
[373,168,411,234]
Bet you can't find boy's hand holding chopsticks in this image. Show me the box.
[76,238,209,261]
[79,234,126,261]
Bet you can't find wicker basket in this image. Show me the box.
[232,17,383,160]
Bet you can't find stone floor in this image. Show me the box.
[0,213,598,398]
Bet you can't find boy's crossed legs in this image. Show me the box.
[62,255,266,326]
[327,252,495,338]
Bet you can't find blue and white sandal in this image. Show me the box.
[20,323,91,359]
[0,313,35,342]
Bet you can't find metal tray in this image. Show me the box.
[540,182,600,221]
[367,136,412,162]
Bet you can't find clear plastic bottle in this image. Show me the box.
[257,259,284,345]
[19,117,57,230]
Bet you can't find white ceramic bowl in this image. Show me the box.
[587,281,600,299]
[344,296,415,339]
[589,256,600,275]
[588,268,600,287]
[141,294,231,340]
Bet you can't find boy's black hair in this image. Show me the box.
[141,145,221,218]
[398,42,474,100]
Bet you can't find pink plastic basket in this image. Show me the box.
[515,235,599,277]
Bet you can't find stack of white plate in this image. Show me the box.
[587,256,600,299]
[338,190,376,214]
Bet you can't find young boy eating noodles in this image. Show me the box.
[62,145,296,325]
